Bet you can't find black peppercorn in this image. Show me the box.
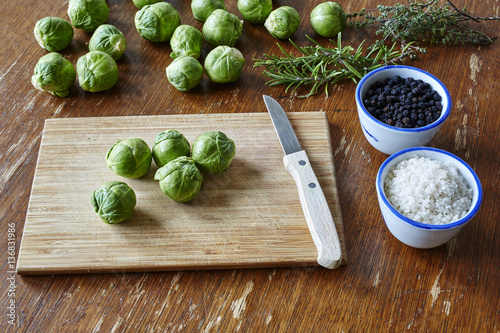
[363,75,443,128]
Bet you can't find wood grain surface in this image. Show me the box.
[17,112,347,274]
[1,0,499,332]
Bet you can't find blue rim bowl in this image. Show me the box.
[376,147,482,247]
[355,65,452,155]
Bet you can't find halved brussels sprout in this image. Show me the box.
[166,56,203,92]
[68,0,110,32]
[264,6,300,39]
[154,156,203,202]
[310,2,347,38]
[34,17,74,52]
[191,131,235,173]
[202,9,242,47]
[170,25,203,59]
[204,46,244,83]
[191,0,226,23]
[237,0,272,24]
[133,0,162,9]
[106,138,153,178]
[135,2,181,42]
[31,53,76,97]
[76,51,119,92]
[91,181,136,224]
[152,129,191,167]
[89,24,127,60]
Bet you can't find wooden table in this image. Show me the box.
[2,0,498,331]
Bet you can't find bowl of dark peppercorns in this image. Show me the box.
[355,65,451,155]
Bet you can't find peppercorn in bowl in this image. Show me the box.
[376,147,482,249]
[355,65,451,155]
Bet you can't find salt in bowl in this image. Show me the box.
[376,147,482,248]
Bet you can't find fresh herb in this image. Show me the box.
[348,0,499,52]
[253,34,415,98]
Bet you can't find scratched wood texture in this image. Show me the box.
[17,112,347,274]
[1,0,499,331]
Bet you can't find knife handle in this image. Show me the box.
[283,150,342,269]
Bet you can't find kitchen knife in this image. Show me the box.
[263,95,342,269]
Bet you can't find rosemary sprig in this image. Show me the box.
[253,34,414,98]
[348,0,499,51]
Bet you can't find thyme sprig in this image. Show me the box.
[253,34,414,98]
[348,0,499,51]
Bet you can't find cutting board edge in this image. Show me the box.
[320,112,349,265]
[16,259,321,275]
[16,118,55,276]
[43,111,328,124]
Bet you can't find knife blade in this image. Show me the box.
[263,95,342,269]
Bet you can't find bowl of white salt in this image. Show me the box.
[376,147,482,248]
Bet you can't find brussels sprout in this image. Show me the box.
[91,181,136,224]
[264,6,300,39]
[202,9,242,47]
[133,0,162,9]
[310,2,347,38]
[152,129,191,167]
[34,17,74,52]
[170,25,203,59]
[76,51,119,92]
[106,138,153,179]
[89,24,127,61]
[67,0,110,32]
[204,46,244,83]
[237,0,272,24]
[135,2,181,42]
[154,156,203,202]
[191,131,235,173]
[191,0,226,23]
[166,56,203,92]
[31,53,76,97]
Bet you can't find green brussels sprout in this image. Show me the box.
[170,25,203,59]
[34,17,74,52]
[166,56,203,92]
[91,181,136,224]
[310,2,347,38]
[31,53,76,97]
[264,6,300,39]
[106,138,153,178]
[89,24,127,61]
[204,46,244,83]
[76,51,119,92]
[202,9,242,47]
[132,0,162,9]
[154,156,203,202]
[191,131,235,173]
[191,0,226,23]
[152,129,191,167]
[67,0,110,32]
[134,2,181,42]
[237,0,272,24]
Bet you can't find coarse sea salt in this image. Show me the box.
[384,155,473,225]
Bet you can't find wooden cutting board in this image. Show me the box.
[17,112,347,275]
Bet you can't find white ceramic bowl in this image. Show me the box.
[376,147,482,249]
[355,65,452,155]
